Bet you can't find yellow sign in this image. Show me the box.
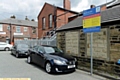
[83,16,101,28]
[0,78,31,80]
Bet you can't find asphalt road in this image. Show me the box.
[0,51,107,80]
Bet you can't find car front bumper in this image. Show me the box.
[52,64,76,72]
[18,51,28,56]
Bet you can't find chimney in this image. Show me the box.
[64,0,71,10]
[90,5,96,8]
[25,16,29,20]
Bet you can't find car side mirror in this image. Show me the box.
[30,46,32,48]
[39,51,43,54]
[13,46,16,48]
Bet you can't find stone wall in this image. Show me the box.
[87,28,108,60]
[65,31,79,56]
[57,32,66,52]
[110,25,120,62]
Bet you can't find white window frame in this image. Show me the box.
[24,27,28,32]
[32,27,36,34]
[0,24,3,31]
[7,26,10,30]
[16,26,21,33]
[49,14,52,28]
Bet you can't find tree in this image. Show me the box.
[10,15,16,19]
[31,19,35,21]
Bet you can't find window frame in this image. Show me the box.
[24,27,28,32]
[42,17,46,30]
[32,27,36,34]
[16,26,21,33]
[48,14,53,28]
[7,26,10,31]
[0,24,3,31]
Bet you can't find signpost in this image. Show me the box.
[83,6,101,75]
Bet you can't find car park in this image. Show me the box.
[27,45,77,73]
[11,44,29,58]
[0,42,13,51]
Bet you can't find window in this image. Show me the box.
[42,17,46,29]
[44,47,55,54]
[0,24,3,31]
[24,27,28,32]
[7,26,10,31]
[49,14,52,28]
[16,26,21,32]
[32,27,36,34]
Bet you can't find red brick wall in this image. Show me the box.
[56,9,77,28]
[38,3,78,38]
[38,3,55,38]
[0,24,37,42]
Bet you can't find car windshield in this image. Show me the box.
[44,47,62,54]
[17,44,29,49]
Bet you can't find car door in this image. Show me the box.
[35,46,45,67]
[32,46,39,63]
[12,45,16,55]
[0,42,6,50]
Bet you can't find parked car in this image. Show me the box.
[11,43,29,58]
[0,42,13,51]
[27,45,77,73]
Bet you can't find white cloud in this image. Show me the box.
[0,0,43,20]
[0,0,116,21]
[71,0,113,12]
[71,0,89,12]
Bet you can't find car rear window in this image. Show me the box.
[44,47,55,54]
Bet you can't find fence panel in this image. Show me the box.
[14,39,56,47]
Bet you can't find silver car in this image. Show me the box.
[0,42,13,51]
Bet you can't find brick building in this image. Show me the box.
[0,18,38,43]
[38,0,79,38]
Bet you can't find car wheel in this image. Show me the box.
[27,56,32,64]
[4,47,10,51]
[11,52,13,55]
[16,53,19,58]
[45,62,52,73]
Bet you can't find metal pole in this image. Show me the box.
[53,5,57,32]
[10,23,12,44]
[90,33,93,75]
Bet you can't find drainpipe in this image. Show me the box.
[10,23,12,44]
[53,5,57,32]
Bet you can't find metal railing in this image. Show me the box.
[15,34,56,47]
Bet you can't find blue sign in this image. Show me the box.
[83,6,101,33]
[83,26,100,33]
[83,6,101,17]
[117,59,120,64]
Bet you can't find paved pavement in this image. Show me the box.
[0,51,108,80]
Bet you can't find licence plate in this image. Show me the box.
[68,65,75,69]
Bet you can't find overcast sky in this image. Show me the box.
[0,0,113,21]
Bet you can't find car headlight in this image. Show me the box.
[53,59,66,65]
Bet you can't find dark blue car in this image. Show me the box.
[27,45,77,73]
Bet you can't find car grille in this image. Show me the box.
[67,61,75,65]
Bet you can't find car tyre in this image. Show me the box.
[27,56,32,64]
[45,62,52,73]
[11,52,13,55]
[16,53,19,58]
[4,47,10,51]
